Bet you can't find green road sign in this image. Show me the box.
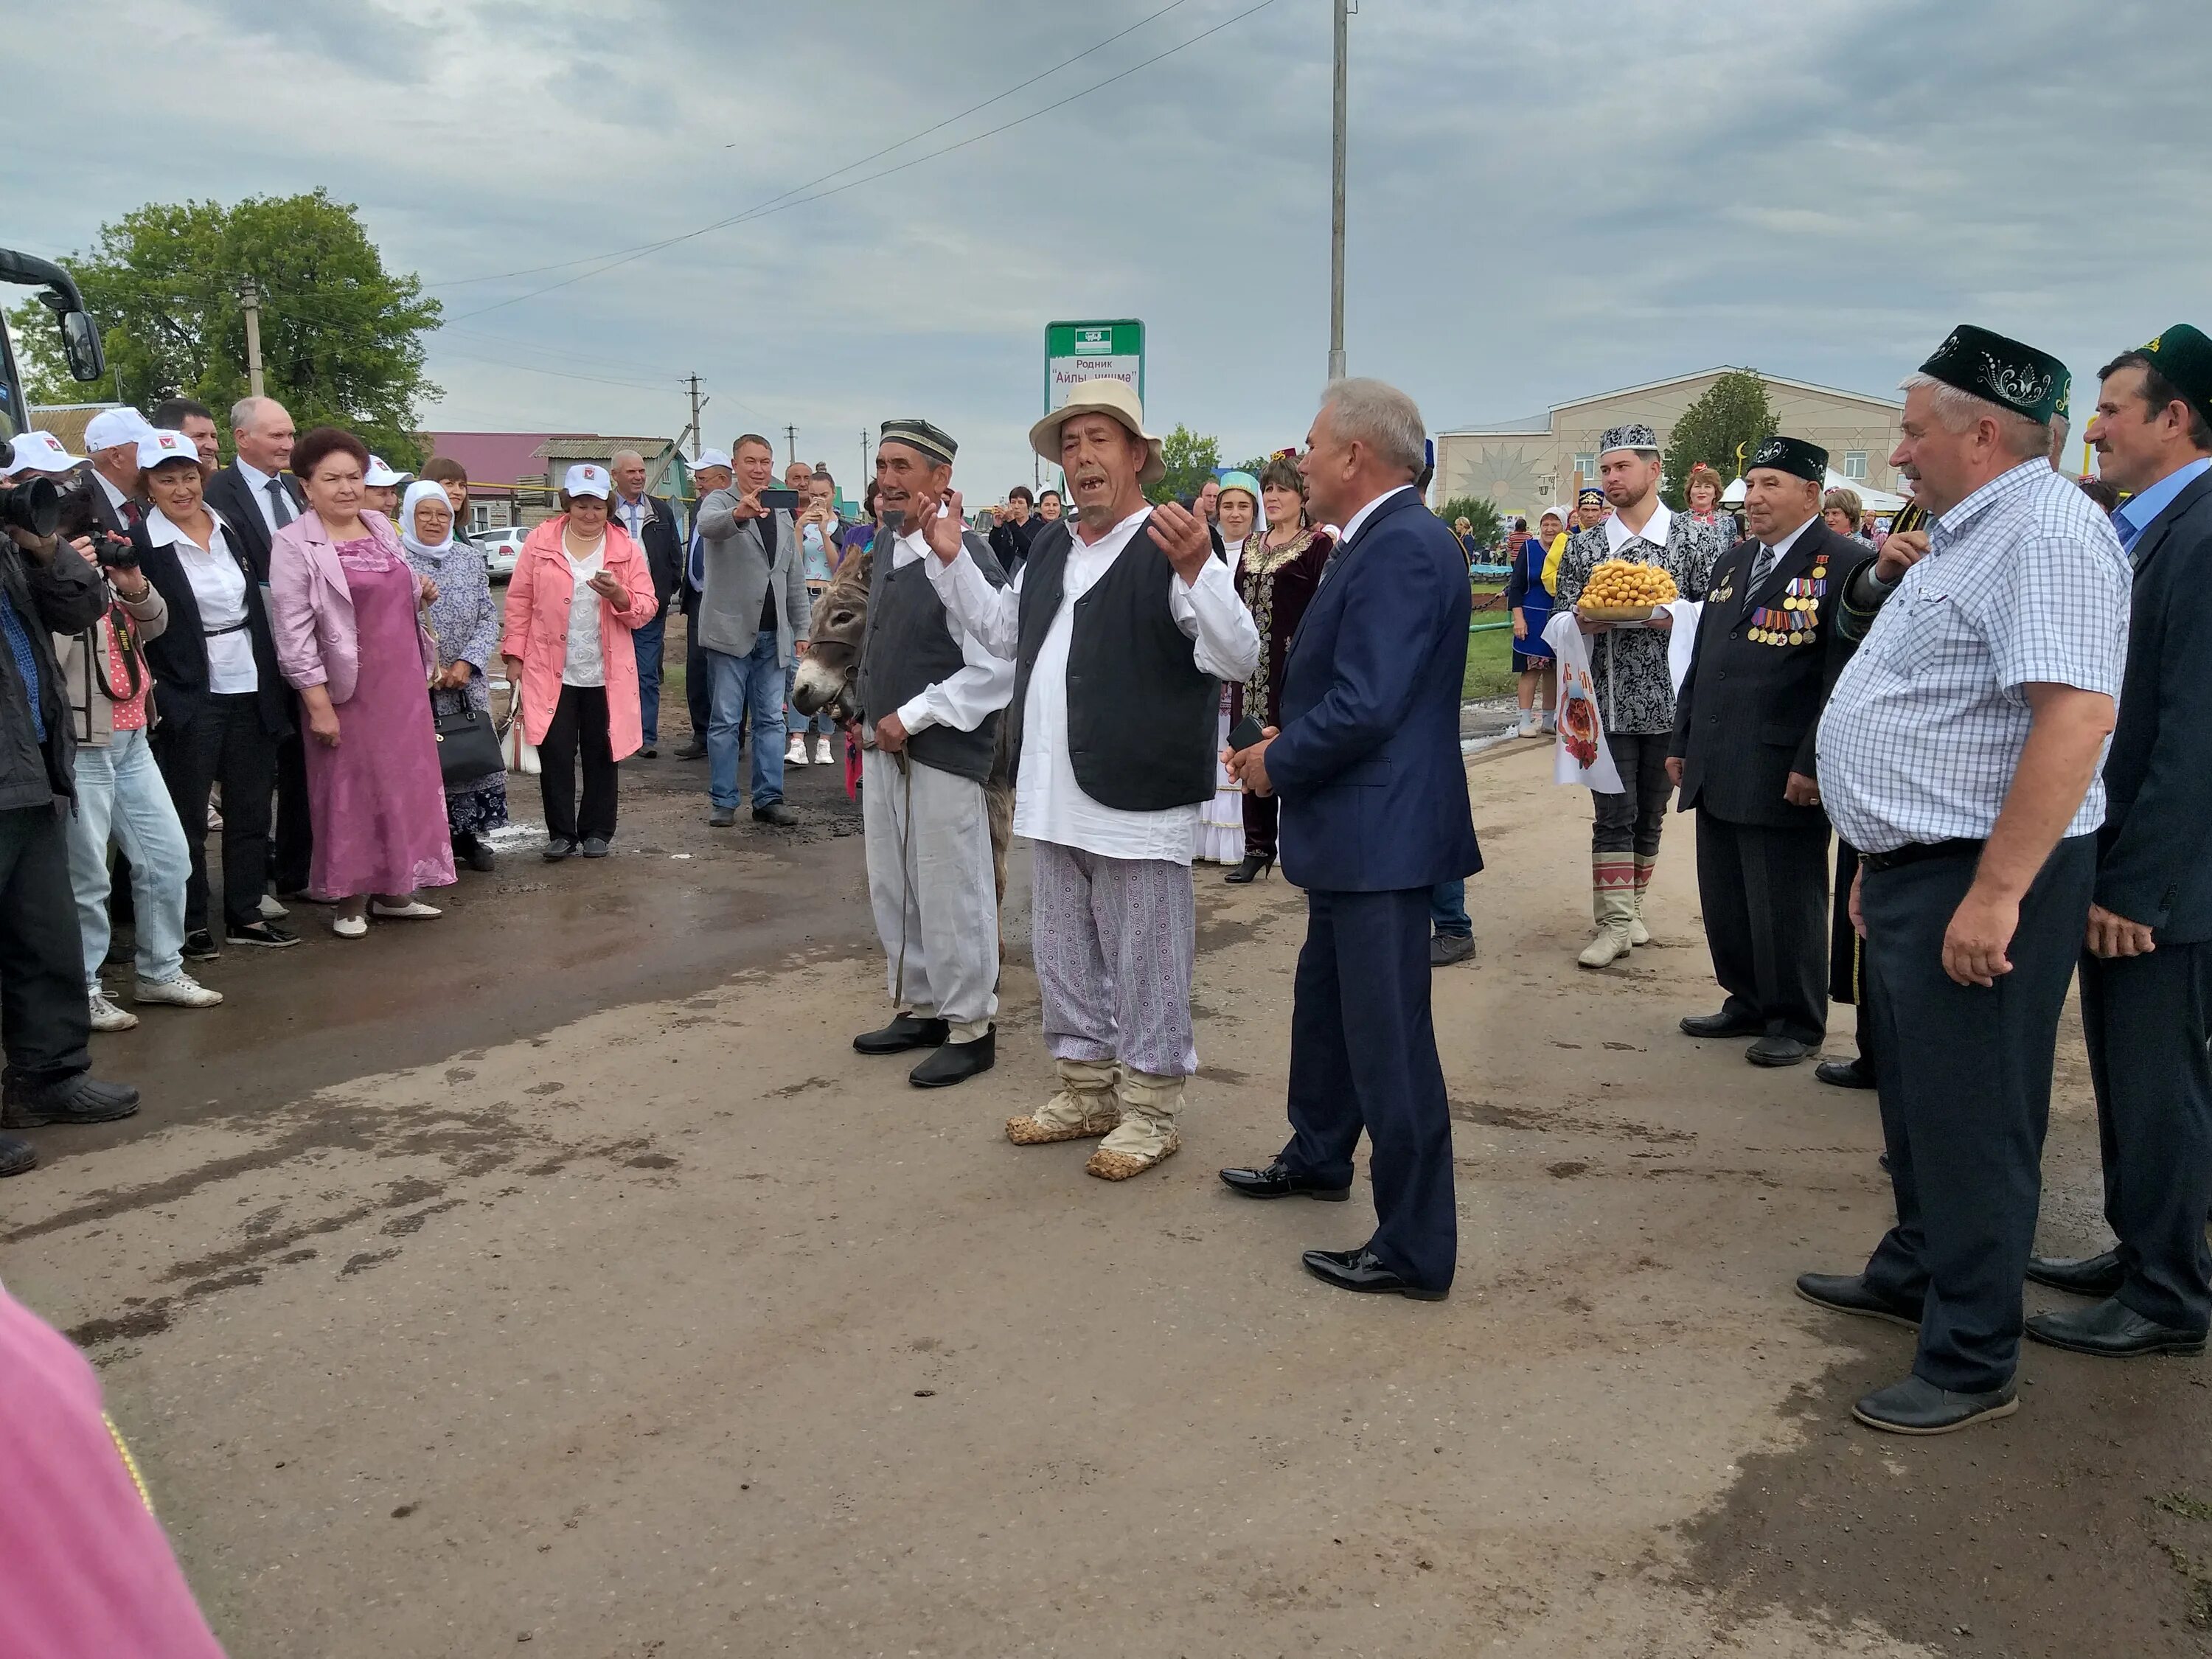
[1045,319,1144,413]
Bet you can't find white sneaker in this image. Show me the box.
[333,914,369,939]
[367,900,442,919]
[1517,715,1542,738]
[88,991,139,1032]
[258,893,289,920]
[785,735,809,765]
[813,735,835,765]
[136,973,224,1009]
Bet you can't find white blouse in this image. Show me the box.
[146,505,257,695]
[561,537,606,689]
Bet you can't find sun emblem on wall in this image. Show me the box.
[1454,445,1542,504]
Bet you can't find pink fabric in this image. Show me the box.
[107,619,148,731]
[268,508,431,704]
[498,517,657,761]
[0,1285,229,1658]
[304,537,456,900]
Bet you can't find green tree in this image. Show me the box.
[1146,422,1222,504]
[8,189,441,467]
[1438,494,1503,549]
[1660,369,1777,509]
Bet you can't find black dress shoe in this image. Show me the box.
[1853,1374,2017,1435]
[1746,1035,1812,1067]
[639,745,658,759]
[1,1072,142,1129]
[853,1013,950,1055]
[1430,931,1476,967]
[1223,854,1275,885]
[1794,1272,1921,1329]
[2026,1295,2208,1358]
[182,929,220,962]
[754,801,799,827]
[1301,1247,1447,1301]
[2024,1248,2123,1298]
[1220,1161,1352,1201]
[1680,1008,1765,1039]
[910,1029,995,1088]
[580,837,611,858]
[0,1132,35,1177]
[225,919,299,949]
[1816,1058,1876,1090]
[463,838,496,874]
[543,838,577,861]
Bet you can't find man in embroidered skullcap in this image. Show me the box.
[1573,484,1607,532]
[1551,422,1728,967]
[1798,325,2132,1436]
[1667,436,1872,1067]
[2023,324,2212,1361]
[838,419,1015,1089]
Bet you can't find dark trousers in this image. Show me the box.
[633,611,667,747]
[683,593,711,742]
[1694,811,1829,1043]
[540,684,617,844]
[2080,942,2212,1333]
[1279,887,1457,1292]
[1242,789,1279,860]
[152,694,276,934]
[1860,835,2096,1393]
[271,710,313,894]
[0,805,91,1085]
[1593,731,1671,855]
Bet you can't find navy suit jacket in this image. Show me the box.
[1267,487,1484,892]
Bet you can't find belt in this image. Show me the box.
[202,618,251,638]
[1859,838,1984,873]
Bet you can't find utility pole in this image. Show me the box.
[686,374,703,458]
[239,275,266,400]
[860,429,870,492]
[1327,0,1349,383]
[783,424,799,465]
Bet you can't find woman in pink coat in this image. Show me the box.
[499,464,657,860]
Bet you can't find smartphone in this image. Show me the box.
[1228,715,1265,751]
[759,488,801,512]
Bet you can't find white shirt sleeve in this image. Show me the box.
[924,543,1023,659]
[1175,551,1261,681]
[896,604,1015,734]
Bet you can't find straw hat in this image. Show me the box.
[1029,378,1165,487]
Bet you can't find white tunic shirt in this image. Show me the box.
[886,526,1015,737]
[562,539,607,689]
[928,504,1259,864]
[147,506,257,695]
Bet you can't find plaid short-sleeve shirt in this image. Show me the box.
[1817,459,2131,854]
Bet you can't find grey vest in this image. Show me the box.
[856,529,1006,785]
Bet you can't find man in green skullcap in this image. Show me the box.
[1797,324,2133,1436]
[2023,326,2212,1360]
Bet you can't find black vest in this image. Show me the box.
[855,529,1006,785]
[1008,515,1218,813]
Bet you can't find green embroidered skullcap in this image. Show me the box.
[2135,324,2212,429]
[1746,434,1828,484]
[1919,324,2071,423]
[879,419,956,465]
[1216,470,1262,510]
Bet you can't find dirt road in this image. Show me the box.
[4,735,2207,1658]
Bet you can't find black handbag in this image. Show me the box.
[431,690,505,785]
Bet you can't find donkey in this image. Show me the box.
[791,543,1015,908]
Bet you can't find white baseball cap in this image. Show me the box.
[692,449,732,474]
[83,408,158,454]
[135,428,202,470]
[4,430,84,475]
[364,455,403,487]
[563,462,611,499]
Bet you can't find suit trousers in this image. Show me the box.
[1694,811,1829,1043]
[271,706,313,894]
[152,694,276,935]
[2079,942,2212,1333]
[0,804,92,1085]
[1859,835,2095,1393]
[538,684,618,844]
[1280,887,1458,1293]
[1592,731,1671,857]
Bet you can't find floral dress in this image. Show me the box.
[1232,525,1332,727]
[404,535,509,838]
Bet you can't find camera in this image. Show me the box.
[0,437,60,538]
[89,529,138,571]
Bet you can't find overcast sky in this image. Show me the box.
[10,0,2203,493]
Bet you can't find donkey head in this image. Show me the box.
[791,546,872,720]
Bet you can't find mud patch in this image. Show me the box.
[341,1249,400,1276]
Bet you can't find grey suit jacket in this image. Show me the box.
[693,494,807,663]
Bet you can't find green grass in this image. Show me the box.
[1464,624,1519,700]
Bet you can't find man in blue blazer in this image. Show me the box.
[1220,379,1483,1299]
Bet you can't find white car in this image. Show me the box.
[475,527,526,582]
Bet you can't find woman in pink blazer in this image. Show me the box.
[498,464,657,860]
[268,427,454,937]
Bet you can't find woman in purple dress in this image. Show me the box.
[268,428,456,939]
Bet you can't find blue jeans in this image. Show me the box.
[1430,879,1470,939]
[66,726,191,987]
[632,611,667,746]
[706,629,787,809]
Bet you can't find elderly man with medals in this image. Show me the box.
[1666,436,1873,1067]
[919,380,1259,1181]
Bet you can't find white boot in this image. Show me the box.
[1087,1070,1184,1180]
[1006,1057,1123,1145]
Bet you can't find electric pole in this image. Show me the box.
[784,425,799,465]
[239,275,266,399]
[686,375,703,457]
[1327,0,1349,383]
[860,429,870,492]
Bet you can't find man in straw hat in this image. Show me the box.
[919,378,1257,1180]
[1798,325,2131,1434]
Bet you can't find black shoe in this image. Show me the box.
[1430,931,1476,967]
[580,837,611,858]
[103,937,133,968]
[543,838,577,861]
[2026,1296,2208,1358]
[1220,1161,1352,1202]
[1816,1058,1876,1090]
[639,745,658,759]
[1223,855,1275,886]
[1680,1008,1765,1039]
[753,801,799,827]
[707,806,737,828]
[1,1072,142,1129]
[910,1029,995,1088]
[1301,1247,1447,1301]
[673,741,708,760]
[2024,1248,2124,1298]
[1794,1272,1921,1329]
[1853,1374,2017,1435]
[463,838,496,874]
[225,919,299,949]
[182,929,220,962]
[853,1013,950,1055]
[0,1132,35,1176]
[1746,1035,1812,1067]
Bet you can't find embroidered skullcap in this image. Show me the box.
[1596,422,1660,458]
[1576,484,1607,505]
[2134,324,2212,431]
[1745,434,1828,484]
[1919,324,2071,423]
[879,419,956,466]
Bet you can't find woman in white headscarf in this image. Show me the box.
[398,479,508,872]
[1197,471,1262,866]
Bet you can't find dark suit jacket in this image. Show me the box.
[204,465,305,583]
[615,493,684,608]
[132,518,292,738]
[1267,488,1484,892]
[1670,520,1871,828]
[55,473,138,541]
[2095,467,2212,941]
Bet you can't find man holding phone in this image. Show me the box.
[694,435,808,826]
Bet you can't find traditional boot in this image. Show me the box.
[1579,853,1638,969]
[1005,1057,1123,1146]
[1629,852,1658,947]
[1085,1069,1184,1180]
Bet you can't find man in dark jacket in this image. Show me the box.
[2025,325,2212,1357]
[608,449,684,757]
[1668,436,1872,1067]
[0,501,141,1176]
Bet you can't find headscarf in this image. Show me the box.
[398,479,455,563]
[1539,507,1571,593]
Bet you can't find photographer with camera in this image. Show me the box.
[0,436,142,1178]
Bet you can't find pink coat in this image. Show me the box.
[268,508,433,703]
[498,516,658,759]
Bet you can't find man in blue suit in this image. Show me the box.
[1220,379,1484,1299]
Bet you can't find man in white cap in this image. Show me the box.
[1,432,85,483]
[674,450,732,759]
[61,408,157,539]
[922,379,1258,1180]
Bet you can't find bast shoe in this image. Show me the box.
[1301,1247,1447,1301]
[1007,1058,1123,1145]
[2025,1296,2208,1359]
[1852,1374,2017,1436]
[1,1071,141,1128]
[910,1029,995,1088]
[1086,1129,1180,1181]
